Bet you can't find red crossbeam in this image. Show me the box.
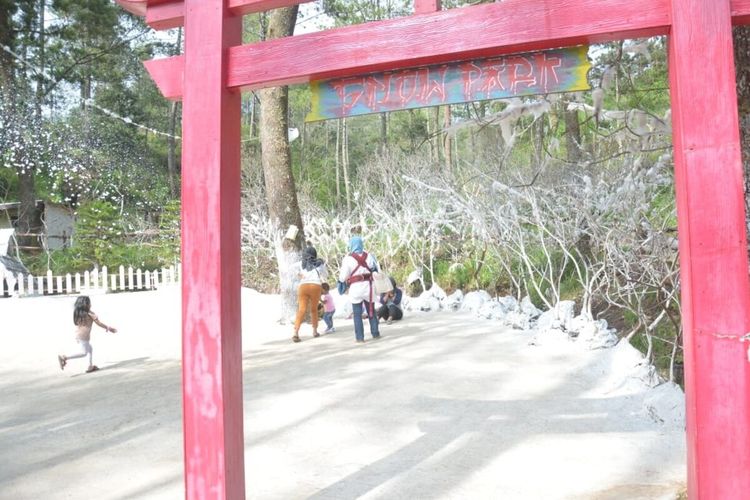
[117,0,314,30]
[734,0,750,23]
[144,0,750,100]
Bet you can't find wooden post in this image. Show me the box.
[66,273,72,294]
[18,273,24,296]
[119,265,126,291]
[181,0,245,498]
[136,268,143,289]
[46,270,53,294]
[75,273,81,293]
[669,0,750,497]
[128,267,134,290]
[102,266,108,291]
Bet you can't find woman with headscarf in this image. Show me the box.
[292,244,327,343]
[338,236,381,343]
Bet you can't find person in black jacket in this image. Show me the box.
[377,277,403,325]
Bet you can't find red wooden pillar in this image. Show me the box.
[181,0,245,498]
[669,0,750,497]
[414,0,440,14]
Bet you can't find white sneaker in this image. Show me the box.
[324,327,335,334]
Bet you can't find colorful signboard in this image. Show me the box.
[306,45,590,122]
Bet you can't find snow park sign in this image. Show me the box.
[305,46,590,121]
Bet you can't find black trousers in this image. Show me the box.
[377,304,403,321]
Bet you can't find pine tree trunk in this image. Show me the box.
[432,106,441,162]
[167,27,182,199]
[0,3,12,86]
[335,119,341,204]
[15,0,42,246]
[9,1,39,245]
[444,105,452,172]
[342,117,352,212]
[564,104,582,163]
[380,112,387,153]
[533,114,544,167]
[250,93,258,138]
[258,5,303,323]
[34,0,44,118]
[733,26,750,260]
[16,165,37,243]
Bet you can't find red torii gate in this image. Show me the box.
[118,0,750,498]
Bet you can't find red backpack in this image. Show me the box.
[346,252,373,285]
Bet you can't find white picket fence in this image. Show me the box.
[1,264,181,298]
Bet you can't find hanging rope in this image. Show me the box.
[1,44,181,140]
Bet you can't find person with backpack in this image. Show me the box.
[338,236,381,343]
[292,245,327,343]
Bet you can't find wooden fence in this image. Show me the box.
[1,264,180,298]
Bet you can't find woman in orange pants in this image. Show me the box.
[293,245,327,343]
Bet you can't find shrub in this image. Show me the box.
[73,200,123,267]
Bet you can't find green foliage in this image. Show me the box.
[74,200,123,266]
[628,314,681,380]
[156,200,181,262]
[0,167,19,200]
[24,200,180,275]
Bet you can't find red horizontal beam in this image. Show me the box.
[733,0,750,24]
[146,1,182,30]
[117,0,313,30]
[144,0,750,100]
[144,56,184,100]
[117,0,146,16]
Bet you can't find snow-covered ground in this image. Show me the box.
[0,287,686,499]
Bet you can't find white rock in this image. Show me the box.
[477,301,505,320]
[444,290,464,311]
[429,284,447,302]
[503,310,531,330]
[535,300,576,332]
[520,296,541,318]
[420,295,441,312]
[406,269,422,285]
[567,315,618,349]
[409,290,441,312]
[497,295,519,313]
[556,300,577,330]
[535,309,562,331]
[402,294,420,311]
[640,382,685,428]
[566,314,589,335]
[461,290,492,313]
[529,327,570,347]
[600,341,662,395]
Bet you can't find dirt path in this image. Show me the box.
[0,290,685,499]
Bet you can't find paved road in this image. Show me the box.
[0,291,685,499]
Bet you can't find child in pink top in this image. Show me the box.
[321,283,336,334]
[57,295,117,373]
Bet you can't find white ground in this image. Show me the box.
[0,288,686,499]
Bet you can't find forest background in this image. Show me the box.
[4,0,750,383]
